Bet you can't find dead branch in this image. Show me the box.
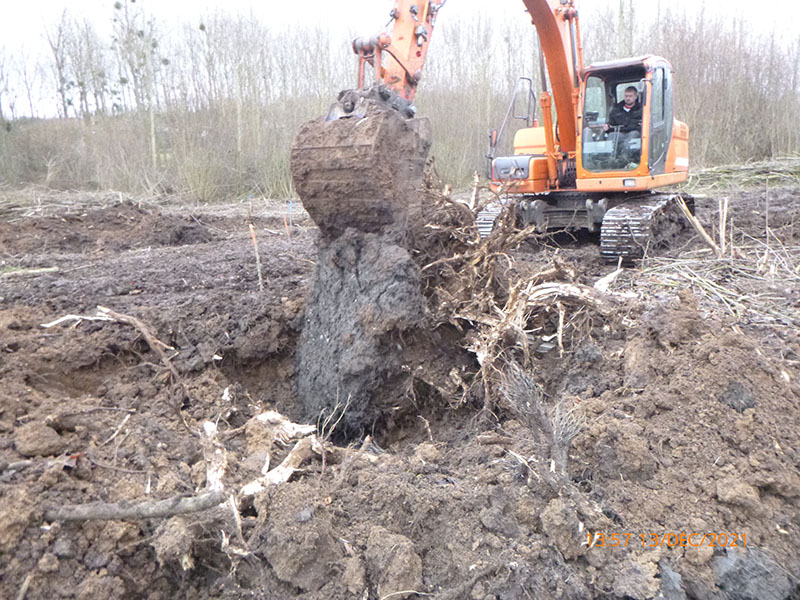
[41,313,114,328]
[476,432,514,446]
[99,413,131,447]
[201,421,228,491]
[44,490,226,522]
[16,574,33,600]
[531,256,579,286]
[240,436,317,496]
[326,435,375,499]
[85,453,147,474]
[254,410,316,445]
[719,197,729,256]
[594,258,624,293]
[94,306,193,434]
[379,591,433,600]
[248,222,265,292]
[96,305,178,375]
[677,195,723,258]
[435,563,502,600]
[2,266,59,279]
[468,171,481,211]
[525,281,618,315]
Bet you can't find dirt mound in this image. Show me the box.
[538,291,800,595]
[0,201,214,256]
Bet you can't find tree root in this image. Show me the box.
[44,490,226,522]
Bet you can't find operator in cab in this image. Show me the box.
[604,86,642,165]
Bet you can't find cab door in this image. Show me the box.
[648,64,674,175]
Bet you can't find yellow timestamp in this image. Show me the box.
[586,532,748,549]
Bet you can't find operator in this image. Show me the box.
[604,86,642,162]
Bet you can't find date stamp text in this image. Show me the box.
[586,532,747,549]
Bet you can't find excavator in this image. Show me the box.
[290,0,693,260]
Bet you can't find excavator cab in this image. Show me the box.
[485,51,692,260]
[489,55,689,195]
[576,56,688,186]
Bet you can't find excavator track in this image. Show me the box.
[475,204,504,238]
[600,194,694,262]
[476,193,694,262]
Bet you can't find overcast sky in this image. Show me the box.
[2,0,798,60]
[1,0,797,120]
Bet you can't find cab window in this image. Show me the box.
[582,75,643,172]
[583,76,607,127]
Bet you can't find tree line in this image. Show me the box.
[0,0,798,199]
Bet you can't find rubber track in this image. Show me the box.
[600,194,694,262]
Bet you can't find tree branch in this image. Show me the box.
[44,490,226,522]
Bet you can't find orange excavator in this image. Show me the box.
[291,0,693,260]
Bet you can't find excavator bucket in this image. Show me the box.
[290,94,432,238]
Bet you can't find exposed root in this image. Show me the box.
[43,490,227,522]
[435,563,503,600]
[240,436,317,496]
[416,187,627,409]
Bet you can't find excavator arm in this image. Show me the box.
[338,0,581,129]
[327,0,446,121]
[290,0,588,238]
[521,0,582,153]
[352,0,446,101]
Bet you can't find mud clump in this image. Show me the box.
[251,482,342,592]
[291,105,432,239]
[13,422,67,457]
[712,548,793,600]
[292,107,434,432]
[296,230,424,433]
[365,526,423,600]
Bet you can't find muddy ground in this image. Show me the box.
[0,182,799,599]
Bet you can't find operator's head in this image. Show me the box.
[624,86,639,107]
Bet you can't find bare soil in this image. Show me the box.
[0,183,799,599]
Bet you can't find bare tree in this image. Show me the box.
[63,19,109,117]
[2,2,799,194]
[46,11,71,118]
[112,0,163,168]
[0,46,9,123]
[15,49,41,118]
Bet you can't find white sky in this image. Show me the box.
[1,0,797,120]
[2,0,798,61]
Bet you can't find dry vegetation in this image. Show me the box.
[0,1,799,199]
